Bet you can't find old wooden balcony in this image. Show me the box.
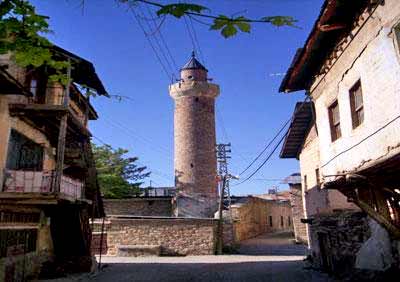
[8,88,95,142]
[0,170,86,204]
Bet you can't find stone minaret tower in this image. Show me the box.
[169,52,220,218]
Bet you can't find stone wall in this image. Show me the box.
[93,217,217,256]
[169,77,220,218]
[308,211,370,276]
[229,196,293,242]
[289,184,308,244]
[103,198,172,216]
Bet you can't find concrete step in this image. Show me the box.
[117,245,161,257]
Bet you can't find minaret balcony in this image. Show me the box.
[169,81,219,99]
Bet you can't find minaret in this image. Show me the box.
[169,52,220,218]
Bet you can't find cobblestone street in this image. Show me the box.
[43,233,334,282]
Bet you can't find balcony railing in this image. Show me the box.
[2,170,83,200]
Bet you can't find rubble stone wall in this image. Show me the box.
[103,198,172,216]
[95,217,217,256]
[309,211,370,275]
[289,185,308,243]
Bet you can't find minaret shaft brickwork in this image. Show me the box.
[169,54,219,218]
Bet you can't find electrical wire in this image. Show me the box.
[232,132,288,187]
[238,96,310,176]
[233,96,311,186]
[321,114,400,168]
[130,6,172,81]
[92,135,173,182]
[238,118,291,176]
[187,14,205,64]
[143,4,179,73]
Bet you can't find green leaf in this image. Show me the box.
[221,23,237,38]
[157,3,208,18]
[235,17,251,33]
[261,16,297,27]
[210,15,229,30]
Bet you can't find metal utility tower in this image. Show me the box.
[216,143,232,210]
[216,143,231,254]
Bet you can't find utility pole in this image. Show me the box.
[216,143,231,255]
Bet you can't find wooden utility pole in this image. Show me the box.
[53,59,71,193]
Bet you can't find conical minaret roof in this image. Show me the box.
[181,51,208,72]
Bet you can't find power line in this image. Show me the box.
[100,115,173,158]
[187,14,205,64]
[238,118,291,176]
[233,96,311,186]
[142,4,179,73]
[237,96,310,177]
[92,135,173,182]
[130,6,172,81]
[233,132,287,187]
[321,113,400,169]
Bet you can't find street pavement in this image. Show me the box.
[39,232,335,282]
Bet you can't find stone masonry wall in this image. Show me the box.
[289,184,308,244]
[103,198,172,216]
[95,217,217,256]
[230,197,293,242]
[170,78,220,218]
[309,211,370,276]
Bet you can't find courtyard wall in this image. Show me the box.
[92,217,217,256]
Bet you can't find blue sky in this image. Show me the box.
[32,0,323,195]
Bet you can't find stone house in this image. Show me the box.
[226,195,293,242]
[280,0,400,276]
[0,46,106,280]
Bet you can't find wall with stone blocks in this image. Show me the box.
[93,217,217,256]
[289,185,308,244]
[229,197,293,242]
[103,198,172,216]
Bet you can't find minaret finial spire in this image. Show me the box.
[191,50,196,58]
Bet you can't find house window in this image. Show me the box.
[280,216,284,227]
[25,72,46,103]
[269,216,273,227]
[288,216,291,226]
[328,100,341,141]
[0,229,37,258]
[6,130,44,171]
[349,80,364,128]
[316,168,321,187]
